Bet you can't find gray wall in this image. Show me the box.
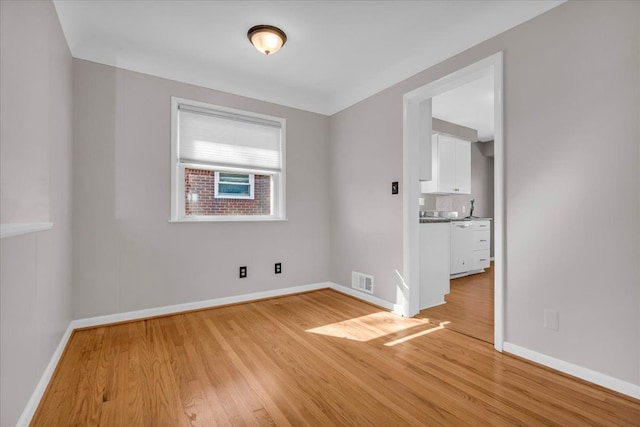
[330,0,639,387]
[72,60,331,319]
[1,4,638,423]
[329,87,404,305]
[0,1,73,425]
[0,2,51,223]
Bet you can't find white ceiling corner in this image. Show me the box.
[53,0,564,116]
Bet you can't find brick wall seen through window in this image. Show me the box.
[184,168,271,216]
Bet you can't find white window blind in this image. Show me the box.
[178,104,282,172]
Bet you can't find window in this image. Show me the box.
[214,172,254,199]
[171,97,286,221]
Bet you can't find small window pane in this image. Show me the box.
[218,183,250,196]
[219,173,250,184]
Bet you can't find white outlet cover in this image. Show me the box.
[419,197,425,206]
[544,309,559,331]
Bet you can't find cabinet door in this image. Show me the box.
[473,230,491,250]
[473,250,491,270]
[438,135,457,193]
[473,220,490,231]
[455,139,471,194]
[450,222,474,274]
[420,223,451,309]
[420,134,439,194]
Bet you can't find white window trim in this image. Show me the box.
[170,97,286,222]
[214,172,255,200]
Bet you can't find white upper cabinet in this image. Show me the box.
[421,133,471,194]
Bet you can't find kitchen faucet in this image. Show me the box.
[466,199,477,218]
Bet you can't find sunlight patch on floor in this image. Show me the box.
[384,321,451,347]
[306,312,431,342]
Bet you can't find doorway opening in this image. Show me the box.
[401,52,504,351]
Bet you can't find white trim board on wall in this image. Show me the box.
[0,222,53,239]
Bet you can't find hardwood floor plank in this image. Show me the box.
[419,263,494,343]
[225,301,358,425]
[251,300,480,426]
[32,289,640,426]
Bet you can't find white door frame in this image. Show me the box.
[401,52,505,351]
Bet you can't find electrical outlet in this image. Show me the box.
[544,309,559,331]
[275,263,282,274]
[462,205,466,213]
[239,266,247,278]
[418,197,425,206]
[391,181,399,194]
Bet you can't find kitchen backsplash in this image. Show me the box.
[435,196,454,212]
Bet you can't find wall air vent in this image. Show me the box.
[352,271,374,294]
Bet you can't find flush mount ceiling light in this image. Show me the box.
[247,25,287,55]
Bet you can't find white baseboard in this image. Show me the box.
[72,282,332,329]
[327,282,396,311]
[70,282,394,329]
[503,342,640,400]
[16,323,74,427]
[419,299,447,311]
[71,282,398,331]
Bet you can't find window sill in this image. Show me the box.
[169,217,288,223]
[1,222,54,239]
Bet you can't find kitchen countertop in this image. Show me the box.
[419,217,493,224]
[451,217,493,221]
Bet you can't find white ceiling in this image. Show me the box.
[53,1,563,115]
[433,73,494,141]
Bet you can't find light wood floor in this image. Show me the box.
[419,263,494,343]
[33,289,640,426]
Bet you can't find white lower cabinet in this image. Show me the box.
[451,220,491,275]
[420,223,451,309]
[472,221,491,269]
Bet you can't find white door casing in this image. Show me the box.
[402,52,504,351]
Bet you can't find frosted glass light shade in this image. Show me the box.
[247,25,287,55]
